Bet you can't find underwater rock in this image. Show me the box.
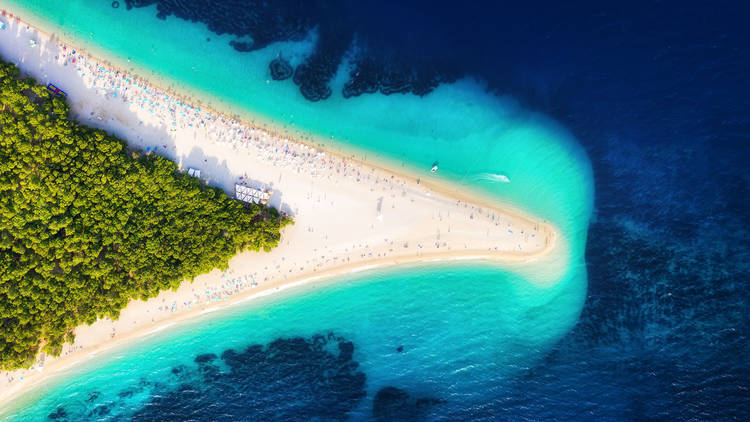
[133,333,366,421]
[338,340,354,361]
[194,353,217,364]
[47,407,67,421]
[344,56,457,99]
[123,0,456,101]
[292,28,351,102]
[269,58,293,80]
[229,40,255,52]
[294,61,333,102]
[372,386,443,421]
[342,57,381,98]
[89,403,113,417]
[125,0,314,51]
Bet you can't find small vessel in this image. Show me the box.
[497,174,510,183]
[430,161,439,173]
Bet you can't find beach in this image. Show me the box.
[0,12,565,408]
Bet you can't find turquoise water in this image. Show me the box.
[6,264,585,419]
[1,1,593,418]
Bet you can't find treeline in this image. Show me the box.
[0,59,291,370]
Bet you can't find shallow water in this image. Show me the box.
[7,263,586,420]
[1,1,593,233]
[5,0,747,420]
[0,1,593,419]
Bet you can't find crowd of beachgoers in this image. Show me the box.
[55,43,437,190]
[54,35,549,309]
[0,18,555,396]
[46,38,549,302]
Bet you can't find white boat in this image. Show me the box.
[431,165,438,173]
[497,174,510,183]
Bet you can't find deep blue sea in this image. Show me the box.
[3,0,750,420]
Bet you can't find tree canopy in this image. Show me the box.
[0,59,291,370]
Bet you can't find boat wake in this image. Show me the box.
[475,172,510,183]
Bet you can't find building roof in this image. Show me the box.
[235,184,271,204]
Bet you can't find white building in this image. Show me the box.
[235,184,271,205]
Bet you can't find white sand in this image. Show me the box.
[0,14,563,408]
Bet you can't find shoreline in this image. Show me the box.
[0,8,567,412]
[0,252,553,412]
[0,3,550,224]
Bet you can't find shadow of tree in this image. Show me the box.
[2,25,293,216]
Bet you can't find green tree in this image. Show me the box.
[0,59,291,370]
